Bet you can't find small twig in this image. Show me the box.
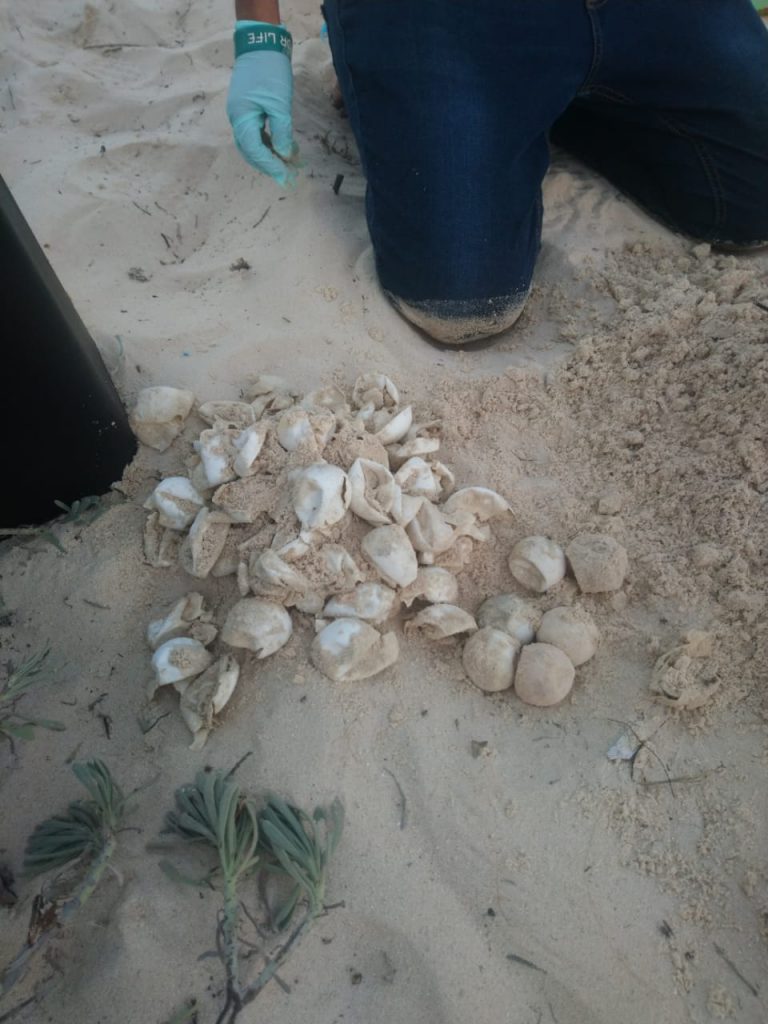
[605,718,674,795]
[754,300,768,314]
[87,693,108,712]
[506,953,546,973]
[382,768,407,830]
[131,201,152,216]
[332,174,344,195]
[226,752,253,779]
[139,710,171,735]
[252,207,271,229]
[713,943,759,998]
[82,599,110,610]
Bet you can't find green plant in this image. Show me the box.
[0,761,127,1002]
[0,650,64,746]
[163,771,343,1024]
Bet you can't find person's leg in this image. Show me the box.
[323,0,593,344]
[551,0,768,249]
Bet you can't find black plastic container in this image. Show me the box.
[0,176,136,527]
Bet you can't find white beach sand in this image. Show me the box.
[1,4,767,1024]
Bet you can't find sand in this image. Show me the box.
[1,3,768,1023]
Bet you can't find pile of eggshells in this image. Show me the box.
[131,374,628,748]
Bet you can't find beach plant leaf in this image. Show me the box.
[0,649,64,746]
[2,760,128,1001]
[24,760,126,876]
[161,777,344,1024]
[257,795,344,922]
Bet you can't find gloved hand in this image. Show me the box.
[227,21,296,186]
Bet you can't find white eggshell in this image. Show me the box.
[151,637,213,689]
[395,457,443,500]
[404,604,477,640]
[130,386,195,451]
[220,598,293,658]
[323,582,399,624]
[290,463,350,531]
[183,508,231,579]
[373,405,413,445]
[198,401,256,429]
[145,477,205,531]
[352,372,399,410]
[442,487,510,522]
[311,618,399,682]
[196,427,241,487]
[348,458,399,525]
[233,423,268,476]
[508,536,566,592]
[361,524,419,588]
[146,592,207,650]
[400,567,459,608]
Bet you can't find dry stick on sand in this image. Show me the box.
[0,761,127,1004]
[162,771,344,1024]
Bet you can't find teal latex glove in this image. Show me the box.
[227,21,296,186]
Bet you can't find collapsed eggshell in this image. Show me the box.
[348,458,399,525]
[311,618,399,682]
[130,386,195,451]
[182,508,231,579]
[145,477,205,531]
[178,654,240,749]
[290,463,350,531]
[373,405,413,445]
[323,582,399,624]
[144,511,182,567]
[508,536,566,593]
[406,500,455,555]
[150,637,213,693]
[566,533,629,594]
[441,487,510,523]
[400,567,459,607]
[352,372,399,411]
[476,595,541,644]
[514,643,575,707]
[196,427,241,487]
[536,606,600,667]
[361,524,418,588]
[232,423,268,476]
[147,592,207,650]
[404,604,477,640]
[220,598,292,658]
[198,400,256,430]
[649,642,720,710]
[462,627,520,693]
[394,458,443,501]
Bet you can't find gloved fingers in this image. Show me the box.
[231,115,296,186]
[268,111,294,161]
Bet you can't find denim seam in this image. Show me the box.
[579,7,604,93]
[588,84,727,231]
[327,3,373,232]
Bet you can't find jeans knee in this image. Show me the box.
[387,292,529,345]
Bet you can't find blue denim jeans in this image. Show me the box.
[323,0,768,343]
